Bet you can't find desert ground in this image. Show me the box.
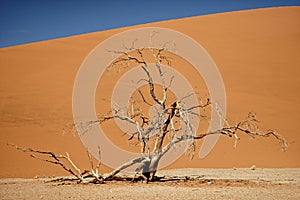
[0,6,300,199]
[1,168,300,200]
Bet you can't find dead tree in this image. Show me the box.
[11,47,287,184]
[92,47,287,182]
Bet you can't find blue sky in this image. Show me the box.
[0,0,299,47]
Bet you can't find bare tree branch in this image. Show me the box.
[8,143,105,184]
[8,143,85,182]
[138,89,153,106]
[103,157,145,181]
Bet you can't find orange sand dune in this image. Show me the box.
[0,6,299,178]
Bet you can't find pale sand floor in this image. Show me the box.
[1,168,299,200]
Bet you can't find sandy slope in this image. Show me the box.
[0,6,299,178]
